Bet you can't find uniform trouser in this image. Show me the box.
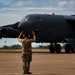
[21,52,32,72]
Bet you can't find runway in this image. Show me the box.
[0,49,75,75]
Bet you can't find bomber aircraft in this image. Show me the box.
[0,13,75,53]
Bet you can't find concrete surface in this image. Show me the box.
[0,49,75,75]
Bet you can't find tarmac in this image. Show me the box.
[0,49,75,75]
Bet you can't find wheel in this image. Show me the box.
[56,44,61,53]
[49,45,55,53]
[70,46,75,53]
[71,48,75,53]
[65,44,71,53]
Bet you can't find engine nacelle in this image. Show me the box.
[0,27,20,38]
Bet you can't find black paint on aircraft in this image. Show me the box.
[0,13,75,53]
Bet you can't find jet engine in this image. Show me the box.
[0,27,20,38]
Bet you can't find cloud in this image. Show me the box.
[0,0,75,47]
[0,6,75,12]
[11,1,25,7]
[0,0,75,12]
[68,1,75,7]
[0,0,12,6]
[58,0,75,8]
[58,1,67,6]
[69,1,75,4]
[9,0,34,7]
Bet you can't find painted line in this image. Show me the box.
[0,73,42,75]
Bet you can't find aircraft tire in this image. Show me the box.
[65,44,71,53]
[49,45,55,53]
[56,44,61,53]
[70,46,75,53]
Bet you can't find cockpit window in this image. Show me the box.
[25,15,30,21]
[34,17,42,21]
[28,16,34,21]
[21,15,35,22]
[21,15,43,22]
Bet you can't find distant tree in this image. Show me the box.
[2,45,9,49]
[10,44,21,49]
[0,44,21,50]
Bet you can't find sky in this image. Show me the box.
[0,0,75,47]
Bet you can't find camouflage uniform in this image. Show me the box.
[22,52,32,72]
[19,39,34,73]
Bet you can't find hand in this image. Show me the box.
[21,31,23,34]
[32,31,35,35]
[18,31,23,39]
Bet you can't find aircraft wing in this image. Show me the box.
[64,16,75,24]
[0,22,20,38]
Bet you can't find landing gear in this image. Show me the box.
[56,44,61,53]
[65,44,75,53]
[49,44,55,53]
[49,43,61,53]
[49,43,75,53]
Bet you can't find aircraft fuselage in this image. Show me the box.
[18,14,75,43]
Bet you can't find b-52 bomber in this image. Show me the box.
[0,13,75,53]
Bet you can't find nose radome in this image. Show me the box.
[18,21,33,32]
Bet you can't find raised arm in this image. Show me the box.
[32,31,36,42]
[18,31,23,41]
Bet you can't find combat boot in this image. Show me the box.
[23,71,27,74]
[27,71,32,74]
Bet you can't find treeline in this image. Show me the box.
[0,44,50,50]
[0,44,21,50]
[37,45,50,49]
[0,44,65,50]
[36,44,65,49]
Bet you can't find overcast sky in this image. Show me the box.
[0,0,75,47]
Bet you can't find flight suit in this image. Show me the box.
[19,39,34,73]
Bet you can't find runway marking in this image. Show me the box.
[0,73,62,75]
[0,73,22,75]
[35,73,42,74]
[0,73,42,75]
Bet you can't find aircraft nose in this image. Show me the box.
[18,21,33,32]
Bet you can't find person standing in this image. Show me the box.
[18,31,36,74]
